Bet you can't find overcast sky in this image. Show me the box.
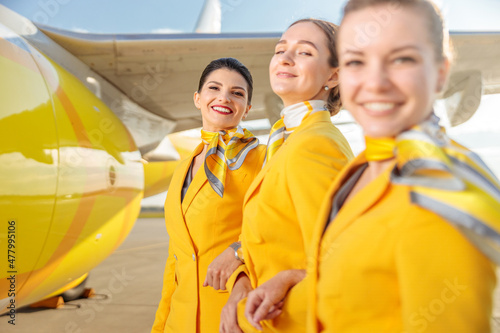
[1,0,500,34]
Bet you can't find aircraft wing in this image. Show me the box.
[36,25,282,138]
[37,27,500,133]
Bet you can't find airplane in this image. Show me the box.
[0,0,279,314]
[1,0,500,315]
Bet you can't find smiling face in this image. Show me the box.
[194,68,251,132]
[269,21,338,107]
[338,4,449,138]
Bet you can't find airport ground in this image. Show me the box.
[0,217,167,333]
[1,216,500,333]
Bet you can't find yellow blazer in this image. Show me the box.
[152,142,266,333]
[228,111,353,332]
[306,153,496,332]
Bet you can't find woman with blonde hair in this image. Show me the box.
[306,0,500,331]
[218,18,354,333]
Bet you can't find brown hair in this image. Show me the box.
[198,57,253,104]
[342,0,450,62]
[289,18,342,116]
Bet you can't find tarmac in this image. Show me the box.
[0,217,168,333]
[1,216,500,333]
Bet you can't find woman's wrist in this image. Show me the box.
[229,241,244,263]
[234,273,252,294]
[278,269,306,289]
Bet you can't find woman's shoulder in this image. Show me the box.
[288,121,353,159]
[388,185,466,235]
[293,114,345,140]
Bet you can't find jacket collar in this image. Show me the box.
[322,152,394,239]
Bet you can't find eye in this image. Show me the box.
[299,51,312,56]
[393,56,416,65]
[233,91,245,97]
[208,86,219,91]
[344,60,363,67]
[275,49,285,55]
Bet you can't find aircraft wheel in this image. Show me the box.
[60,276,89,302]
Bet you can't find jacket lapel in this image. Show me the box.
[181,167,208,214]
[179,143,208,212]
[325,153,394,239]
[165,144,203,255]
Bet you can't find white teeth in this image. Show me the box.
[363,102,396,112]
[213,106,232,113]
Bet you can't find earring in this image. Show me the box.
[324,86,329,91]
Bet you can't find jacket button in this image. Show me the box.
[192,254,196,261]
[174,254,178,260]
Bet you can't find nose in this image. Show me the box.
[217,89,231,103]
[364,62,391,92]
[277,51,294,66]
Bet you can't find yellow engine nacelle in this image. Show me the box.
[0,24,143,312]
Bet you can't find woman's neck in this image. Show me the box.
[366,158,395,179]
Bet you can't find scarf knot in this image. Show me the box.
[201,126,258,197]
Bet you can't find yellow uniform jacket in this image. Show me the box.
[229,111,353,332]
[152,143,266,333]
[306,152,496,332]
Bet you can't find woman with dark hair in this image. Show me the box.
[218,19,354,333]
[306,0,500,332]
[151,57,266,333]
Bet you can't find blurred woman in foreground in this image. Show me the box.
[306,0,500,332]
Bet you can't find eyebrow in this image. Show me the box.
[276,39,319,50]
[207,81,247,91]
[342,45,422,55]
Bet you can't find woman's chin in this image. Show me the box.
[272,87,299,100]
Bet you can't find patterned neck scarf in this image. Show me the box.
[365,114,500,264]
[264,100,327,164]
[201,126,258,197]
